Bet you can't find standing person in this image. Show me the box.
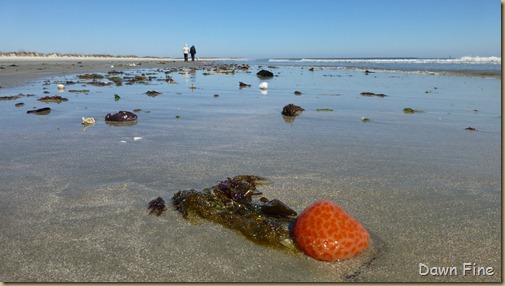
[190,45,196,61]
[183,44,189,62]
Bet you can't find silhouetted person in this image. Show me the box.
[190,45,196,61]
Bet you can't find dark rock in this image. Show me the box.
[282,104,304,117]
[239,81,251,88]
[256,69,274,78]
[27,107,51,115]
[105,111,137,122]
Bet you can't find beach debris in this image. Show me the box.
[259,82,269,90]
[57,84,65,91]
[108,76,123,86]
[0,95,22,100]
[27,107,51,115]
[125,75,147,85]
[360,92,387,97]
[189,84,196,90]
[148,197,167,216]
[114,94,121,101]
[81,117,96,124]
[168,175,373,263]
[294,91,302,96]
[171,175,298,251]
[108,70,123,75]
[256,69,274,78]
[105,110,137,122]
[145,90,162,97]
[38,95,68,103]
[15,102,24,107]
[293,200,370,262]
[88,80,112,87]
[315,108,333,112]
[361,117,370,122]
[308,67,315,71]
[364,70,374,75]
[465,127,477,131]
[239,81,251,88]
[68,89,90,93]
[236,64,250,70]
[165,75,176,84]
[403,107,423,114]
[133,136,143,141]
[213,94,219,98]
[213,65,236,74]
[282,104,304,117]
[78,73,104,80]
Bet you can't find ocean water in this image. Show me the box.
[247,56,502,77]
[0,59,501,282]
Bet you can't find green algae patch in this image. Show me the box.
[403,107,424,114]
[109,76,123,86]
[316,108,333,112]
[171,175,298,253]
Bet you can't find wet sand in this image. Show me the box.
[0,57,213,89]
[0,58,501,282]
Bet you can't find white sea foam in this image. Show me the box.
[269,56,501,64]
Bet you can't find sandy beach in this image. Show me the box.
[0,56,220,89]
[0,57,500,282]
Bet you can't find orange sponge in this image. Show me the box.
[293,200,370,261]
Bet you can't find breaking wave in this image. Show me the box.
[269,56,501,65]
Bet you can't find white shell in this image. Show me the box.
[259,82,268,90]
[81,117,96,124]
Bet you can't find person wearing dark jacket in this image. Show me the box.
[190,45,196,61]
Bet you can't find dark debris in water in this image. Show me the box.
[282,104,305,117]
[148,197,167,216]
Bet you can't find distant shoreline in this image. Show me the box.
[0,51,247,62]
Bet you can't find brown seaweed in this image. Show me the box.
[105,110,137,122]
[148,197,167,216]
[171,175,298,252]
[38,95,68,103]
[282,104,304,117]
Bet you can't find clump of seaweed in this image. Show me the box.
[148,197,167,216]
[108,76,123,86]
[78,73,104,80]
[360,92,387,97]
[171,175,298,252]
[145,90,162,97]
[403,107,423,114]
[38,95,68,103]
[282,104,305,117]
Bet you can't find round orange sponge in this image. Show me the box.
[293,200,370,261]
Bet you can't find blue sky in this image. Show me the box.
[0,0,500,58]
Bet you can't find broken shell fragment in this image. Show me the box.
[81,117,96,124]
